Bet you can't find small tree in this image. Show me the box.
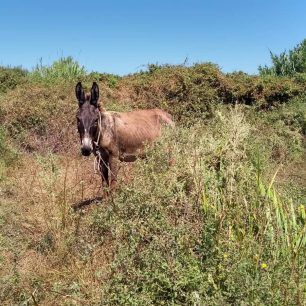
[259,39,306,76]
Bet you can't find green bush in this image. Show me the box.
[119,63,228,122]
[96,72,121,88]
[118,63,306,122]
[0,66,28,94]
[257,96,306,135]
[223,72,259,105]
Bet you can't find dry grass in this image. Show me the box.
[0,60,305,304]
[0,152,111,304]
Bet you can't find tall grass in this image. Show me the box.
[0,106,304,305]
[28,56,87,84]
[259,39,306,76]
[90,108,305,305]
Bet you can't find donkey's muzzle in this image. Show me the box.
[81,146,92,156]
[81,136,93,156]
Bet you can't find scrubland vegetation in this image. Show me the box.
[0,41,305,305]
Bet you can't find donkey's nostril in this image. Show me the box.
[81,147,92,156]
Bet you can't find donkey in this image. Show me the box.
[75,82,174,189]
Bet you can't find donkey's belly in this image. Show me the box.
[119,146,146,162]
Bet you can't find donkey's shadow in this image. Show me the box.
[72,196,103,211]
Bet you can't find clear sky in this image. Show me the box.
[0,0,305,75]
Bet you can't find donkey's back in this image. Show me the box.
[106,108,174,155]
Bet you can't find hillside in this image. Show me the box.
[0,55,305,305]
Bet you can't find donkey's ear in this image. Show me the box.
[90,82,99,107]
[75,82,85,105]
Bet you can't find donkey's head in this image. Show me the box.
[75,82,100,156]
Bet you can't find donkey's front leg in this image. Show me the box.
[98,148,109,188]
[109,154,119,189]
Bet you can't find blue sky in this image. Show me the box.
[0,0,305,75]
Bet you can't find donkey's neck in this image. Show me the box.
[96,111,116,151]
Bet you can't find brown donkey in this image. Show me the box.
[75,82,174,189]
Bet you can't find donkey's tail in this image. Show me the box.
[156,109,175,127]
